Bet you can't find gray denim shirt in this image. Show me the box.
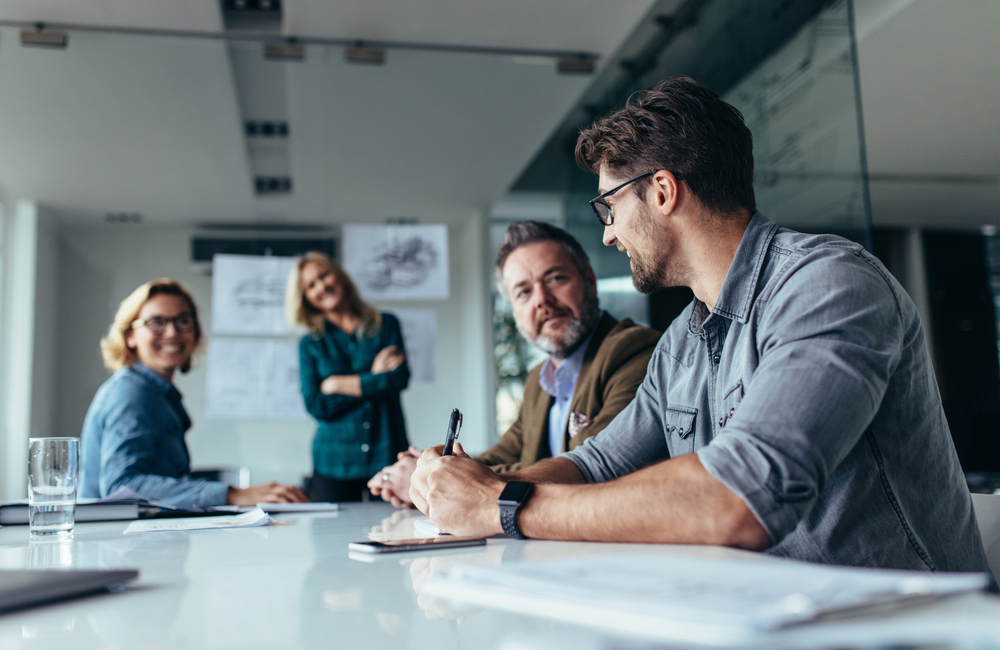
[565,213,990,574]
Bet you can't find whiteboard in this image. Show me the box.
[211,254,296,335]
[388,308,436,383]
[342,225,449,300]
[205,338,309,420]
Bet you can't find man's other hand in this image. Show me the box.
[410,442,505,538]
[368,447,421,508]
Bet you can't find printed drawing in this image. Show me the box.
[363,236,438,291]
[232,276,286,309]
[211,254,296,335]
[342,224,449,300]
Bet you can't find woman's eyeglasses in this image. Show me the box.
[132,314,196,334]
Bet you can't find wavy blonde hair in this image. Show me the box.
[286,252,382,337]
[100,279,205,373]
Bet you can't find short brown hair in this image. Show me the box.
[286,251,382,337]
[100,279,204,373]
[575,76,755,215]
[495,221,592,294]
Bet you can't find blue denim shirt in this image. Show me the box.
[566,213,991,574]
[80,362,229,507]
[299,313,410,480]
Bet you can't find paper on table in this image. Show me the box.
[123,508,272,534]
[423,553,989,645]
[257,502,338,513]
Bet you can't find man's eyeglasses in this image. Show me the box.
[589,170,683,226]
[132,314,196,335]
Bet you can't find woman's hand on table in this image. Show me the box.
[371,346,405,374]
[226,482,309,506]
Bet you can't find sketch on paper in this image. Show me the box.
[205,338,309,420]
[212,254,296,335]
[388,308,436,383]
[342,225,449,300]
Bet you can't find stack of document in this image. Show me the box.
[423,553,989,645]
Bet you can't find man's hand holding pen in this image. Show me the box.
[409,442,506,538]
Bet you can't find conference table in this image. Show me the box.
[0,502,997,650]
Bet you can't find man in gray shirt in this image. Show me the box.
[410,77,990,574]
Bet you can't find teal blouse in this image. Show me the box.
[298,313,410,480]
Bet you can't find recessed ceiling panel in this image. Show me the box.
[0,0,223,31]
[0,29,253,223]
[283,0,656,56]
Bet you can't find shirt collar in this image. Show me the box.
[689,211,778,332]
[130,361,181,398]
[538,325,596,399]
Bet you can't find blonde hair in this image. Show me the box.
[100,279,205,374]
[286,252,382,337]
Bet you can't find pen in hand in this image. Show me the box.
[443,408,463,456]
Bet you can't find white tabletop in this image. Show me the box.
[0,503,997,650]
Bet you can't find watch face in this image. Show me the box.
[498,481,533,505]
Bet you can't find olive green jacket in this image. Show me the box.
[477,312,660,473]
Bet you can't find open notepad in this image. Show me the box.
[423,553,989,645]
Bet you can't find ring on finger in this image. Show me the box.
[382,473,390,482]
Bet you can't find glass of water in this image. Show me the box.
[27,437,79,536]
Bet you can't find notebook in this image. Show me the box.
[0,569,139,611]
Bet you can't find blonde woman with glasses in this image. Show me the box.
[79,279,307,507]
[288,252,411,502]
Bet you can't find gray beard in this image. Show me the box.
[518,290,601,360]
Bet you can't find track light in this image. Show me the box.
[345,44,385,65]
[264,41,304,61]
[557,57,595,75]
[20,25,67,49]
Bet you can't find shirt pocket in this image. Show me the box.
[665,405,698,456]
[719,380,744,429]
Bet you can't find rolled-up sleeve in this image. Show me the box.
[359,315,410,398]
[564,349,670,483]
[299,337,362,420]
[698,250,902,544]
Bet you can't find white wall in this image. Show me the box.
[46,215,492,489]
[0,201,47,499]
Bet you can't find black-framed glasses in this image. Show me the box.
[132,314,196,335]
[589,170,683,226]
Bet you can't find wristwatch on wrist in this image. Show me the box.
[497,481,534,540]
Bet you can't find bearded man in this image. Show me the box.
[368,221,659,506]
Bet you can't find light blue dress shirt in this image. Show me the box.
[538,329,595,457]
[80,362,230,507]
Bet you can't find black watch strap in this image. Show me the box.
[499,504,528,539]
[497,481,533,540]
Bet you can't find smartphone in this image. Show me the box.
[348,536,487,554]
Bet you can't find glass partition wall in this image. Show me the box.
[492,0,873,437]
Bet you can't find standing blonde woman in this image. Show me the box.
[79,279,307,507]
[288,252,410,502]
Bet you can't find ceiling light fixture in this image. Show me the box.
[264,40,304,61]
[557,57,596,75]
[346,43,385,65]
[20,24,67,49]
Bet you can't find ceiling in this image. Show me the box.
[0,0,655,226]
[0,0,995,230]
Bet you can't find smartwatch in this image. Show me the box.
[497,481,534,540]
